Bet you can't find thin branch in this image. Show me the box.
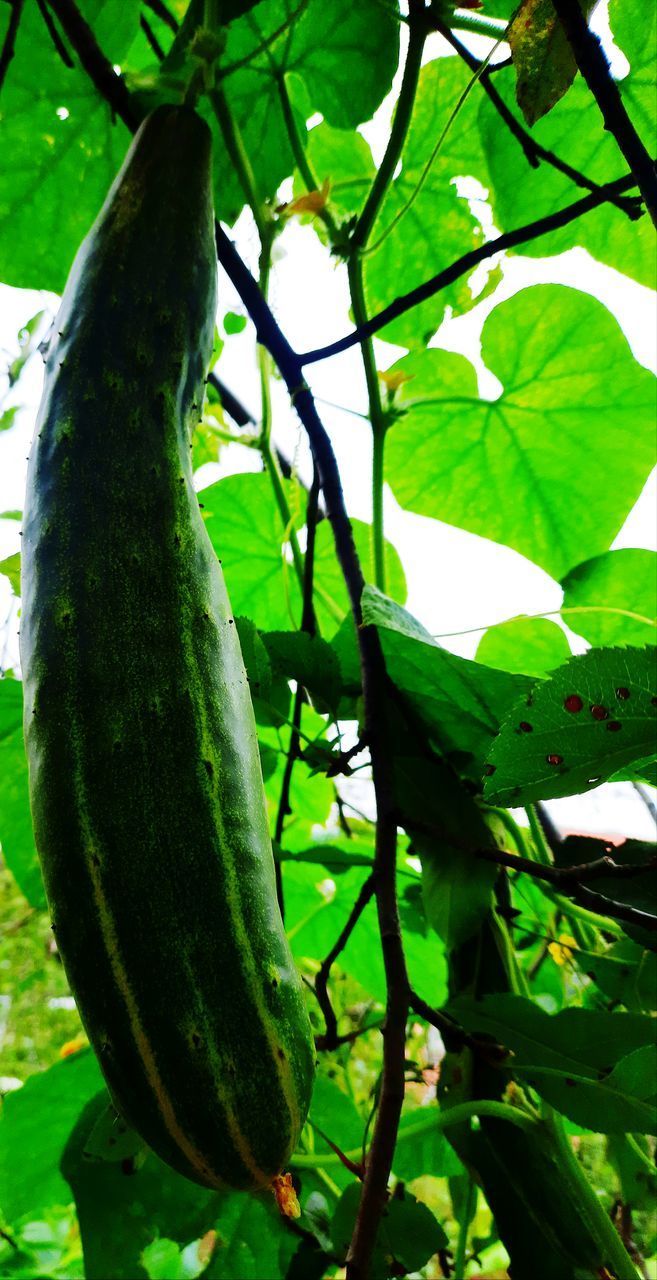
[551,0,657,227]
[143,0,178,33]
[408,990,510,1064]
[441,24,641,218]
[0,0,25,92]
[350,5,427,252]
[477,845,657,932]
[299,170,639,365]
[37,0,74,68]
[139,14,164,61]
[207,371,256,427]
[273,469,321,914]
[315,873,377,1051]
[46,0,138,128]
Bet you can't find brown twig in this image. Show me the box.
[440,23,641,218]
[315,873,377,1050]
[299,170,640,365]
[326,736,369,778]
[476,846,657,931]
[273,470,320,914]
[0,0,25,92]
[143,0,178,34]
[551,0,657,226]
[36,0,74,68]
[46,0,137,128]
[408,989,511,1064]
[139,14,164,61]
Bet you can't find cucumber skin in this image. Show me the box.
[20,106,314,1191]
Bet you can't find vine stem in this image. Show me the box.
[551,0,657,227]
[543,1108,640,1279]
[291,1098,539,1168]
[299,169,641,365]
[344,4,426,593]
[454,1177,476,1279]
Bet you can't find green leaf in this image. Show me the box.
[313,520,407,635]
[361,587,531,776]
[201,473,302,631]
[0,678,44,908]
[0,407,20,433]
[364,58,496,348]
[234,617,273,702]
[204,1195,296,1279]
[331,1183,448,1276]
[610,0,657,154]
[476,617,571,677]
[82,1102,146,1166]
[284,0,399,129]
[300,123,376,225]
[385,286,656,579]
[397,755,500,951]
[507,0,595,126]
[0,552,21,595]
[261,631,342,713]
[0,1,136,291]
[393,1108,464,1182]
[223,311,247,334]
[561,549,657,648]
[607,1133,657,1212]
[583,937,657,1012]
[141,1239,187,1280]
[61,1092,224,1280]
[448,993,657,1133]
[284,863,447,1007]
[484,646,657,805]
[0,1050,103,1223]
[478,61,657,287]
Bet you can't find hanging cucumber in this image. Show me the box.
[20,105,315,1191]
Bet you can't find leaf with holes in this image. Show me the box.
[561,549,657,648]
[483,647,657,805]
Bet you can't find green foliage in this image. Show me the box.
[1,0,656,1276]
[385,286,656,578]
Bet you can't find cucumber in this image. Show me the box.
[20,105,315,1191]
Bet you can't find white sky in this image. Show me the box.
[0,18,655,842]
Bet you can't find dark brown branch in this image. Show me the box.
[0,0,25,91]
[551,0,657,226]
[208,371,256,427]
[300,170,639,365]
[208,234,410,1280]
[46,0,138,129]
[273,471,320,912]
[441,23,641,218]
[36,0,74,68]
[477,846,657,932]
[139,14,165,61]
[143,0,179,33]
[408,990,510,1064]
[315,873,377,1050]
[326,735,369,778]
